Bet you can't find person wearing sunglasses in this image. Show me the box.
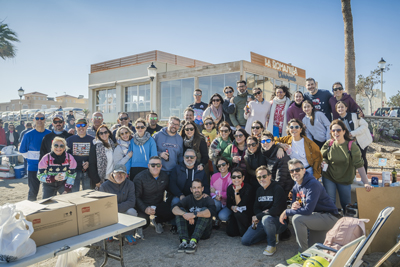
[37,137,77,198]
[209,122,232,172]
[125,118,157,181]
[302,99,331,149]
[5,123,19,165]
[201,116,217,147]
[146,112,162,136]
[88,125,115,189]
[244,136,266,190]
[244,87,270,136]
[287,91,306,122]
[134,156,175,237]
[242,166,287,256]
[203,93,225,127]
[66,118,94,192]
[210,157,232,228]
[329,82,362,120]
[19,112,51,201]
[222,128,249,171]
[222,86,236,128]
[111,112,136,141]
[179,121,209,172]
[267,85,292,138]
[230,80,250,131]
[275,119,322,179]
[39,114,73,160]
[113,125,133,171]
[320,120,372,211]
[226,168,253,237]
[86,112,104,138]
[250,120,264,140]
[279,158,340,254]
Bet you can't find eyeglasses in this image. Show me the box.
[276,91,285,94]
[231,175,242,179]
[35,117,45,121]
[252,126,261,130]
[332,87,343,92]
[220,129,229,133]
[261,139,272,144]
[169,121,180,127]
[53,120,63,124]
[120,131,130,136]
[331,129,342,133]
[150,163,161,168]
[99,131,109,135]
[136,126,146,129]
[150,117,158,120]
[247,142,258,147]
[256,174,268,180]
[212,99,221,102]
[235,134,244,138]
[217,162,227,168]
[289,167,304,174]
[184,155,195,159]
[76,124,87,128]
[225,90,233,94]
[93,116,103,120]
[254,91,262,96]
[205,122,214,126]
[53,144,65,148]
[120,117,129,121]
[194,93,202,96]
[185,127,195,131]
[289,125,300,129]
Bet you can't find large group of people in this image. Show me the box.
[3,77,373,257]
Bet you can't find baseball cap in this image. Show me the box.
[113,164,127,174]
[53,114,64,121]
[76,118,87,124]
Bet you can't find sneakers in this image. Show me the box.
[263,246,276,256]
[185,240,197,254]
[125,235,137,245]
[170,225,178,234]
[275,234,279,245]
[151,217,164,234]
[177,241,187,253]
[286,252,305,265]
[106,236,113,242]
[135,227,144,239]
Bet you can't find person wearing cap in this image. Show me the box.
[39,114,73,160]
[100,164,138,245]
[66,118,94,191]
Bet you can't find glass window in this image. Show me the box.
[299,86,305,93]
[275,80,282,87]
[289,83,298,94]
[160,78,195,120]
[96,88,116,113]
[124,84,150,112]
[199,72,240,102]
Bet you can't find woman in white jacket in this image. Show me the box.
[336,101,372,172]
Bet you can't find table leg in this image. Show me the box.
[119,234,125,267]
[100,239,108,267]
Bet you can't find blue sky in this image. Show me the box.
[1,0,399,105]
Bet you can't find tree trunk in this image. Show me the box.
[341,0,356,98]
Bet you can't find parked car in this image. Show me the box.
[373,107,400,117]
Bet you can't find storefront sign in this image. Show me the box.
[278,71,296,82]
[250,52,306,78]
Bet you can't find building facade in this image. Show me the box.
[356,89,387,115]
[88,50,307,122]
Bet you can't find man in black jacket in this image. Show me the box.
[134,156,174,236]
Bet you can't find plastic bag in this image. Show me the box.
[0,203,36,263]
[1,145,16,155]
[55,247,90,267]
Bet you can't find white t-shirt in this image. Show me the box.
[390,110,398,117]
[290,138,310,168]
[105,147,114,179]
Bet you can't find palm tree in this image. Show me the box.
[0,21,20,60]
[341,0,356,98]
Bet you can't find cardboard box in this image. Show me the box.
[54,190,118,234]
[16,199,78,247]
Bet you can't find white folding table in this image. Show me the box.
[7,213,146,267]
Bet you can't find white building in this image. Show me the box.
[356,89,387,115]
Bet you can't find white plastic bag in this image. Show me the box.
[1,145,16,155]
[55,247,90,267]
[0,203,36,263]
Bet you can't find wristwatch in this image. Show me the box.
[193,210,198,217]
[235,192,240,195]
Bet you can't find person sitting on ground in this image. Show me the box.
[100,164,138,245]
[172,179,217,254]
[134,156,175,237]
[37,137,77,199]
[226,167,253,237]
[279,159,340,255]
[241,166,288,256]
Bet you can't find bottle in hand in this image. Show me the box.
[165,149,169,162]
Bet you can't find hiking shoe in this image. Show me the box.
[263,246,276,256]
[170,225,178,234]
[106,236,113,242]
[275,234,279,245]
[185,240,197,254]
[125,235,137,245]
[135,227,144,239]
[279,228,291,241]
[177,241,187,253]
[155,223,164,234]
[286,252,305,265]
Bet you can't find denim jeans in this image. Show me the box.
[322,177,351,209]
[28,170,41,201]
[214,199,232,221]
[306,167,314,176]
[42,181,66,199]
[72,170,91,192]
[241,215,287,247]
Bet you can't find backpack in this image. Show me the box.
[328,139,354,158]
[323,217,369,255]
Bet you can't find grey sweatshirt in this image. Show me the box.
[302,111,331,143]
[99,178,136,213]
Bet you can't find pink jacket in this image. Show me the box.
[210,172,232,206]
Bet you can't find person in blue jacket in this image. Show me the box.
[125,118,157,181]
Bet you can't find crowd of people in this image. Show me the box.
[0,77,374,258]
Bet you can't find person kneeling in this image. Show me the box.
[100,164,138,245]
[241,166,287,256]
[172,179,217,254]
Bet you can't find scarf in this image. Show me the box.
[133,132,151,146]
[95,138,115,181]
[210,105,223,122]
[117,139,130,155]
[184,135,194,148]
[267,96,291,136]
[50,151,66,165]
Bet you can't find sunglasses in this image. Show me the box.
[194,93,202,96]
[256,174,268,180]
[219,129,229,133]
[331,129,342,133]
[53,120,63,124]
[120,117,129,121]
[289,167,304,174]
[332,87,343,92]
[185,127,195,132]
[231,175,242,179]
[35,117,45,121]
[184,155,195,159]
[120,131,130,136]
[150,163,161,168]
[252,126,261,130]
[150,117,158,120]
[136,126,146,129]
[289,125,300,129]
[76,124,87,128]
[205,122,214,126]
[261,139,272,144]
[53,144,65,148]
[225,90,233,94]
[217,162,227,168]
[247,142,258,147]
[235,134,244,138]
[212,99,221,102]
[93,116,103,120]
[254,91,262,96]
[99,131,109,135]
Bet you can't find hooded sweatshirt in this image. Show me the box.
[152,127,183,172]
[329,93,361,120]
[286,171,338,217]
[287,102,306,121]
[100,177,136,213]
[125,132,158,172]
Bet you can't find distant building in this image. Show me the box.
[356,89,387,114]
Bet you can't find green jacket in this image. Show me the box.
[229,92,248,127]
[208,136,232,164]
[321,140,364,185]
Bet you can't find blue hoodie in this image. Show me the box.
[125,133,158,172]
[153,127,183,172]
[286,171,338,216]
